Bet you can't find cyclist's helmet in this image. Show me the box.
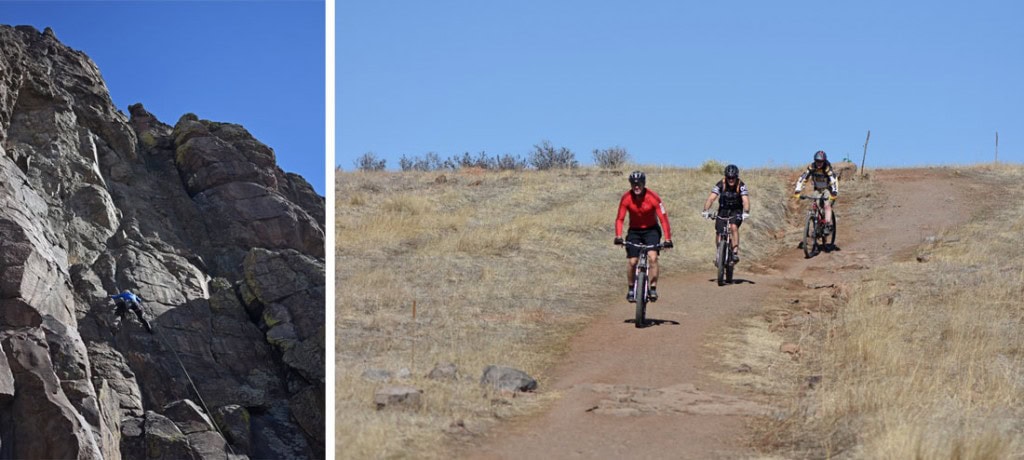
[628,170,646,187]
[814,150,827,163]
[724,164,739,179]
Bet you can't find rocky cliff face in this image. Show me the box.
[0,25,325,459]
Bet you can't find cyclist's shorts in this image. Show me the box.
[625,227,661,258]
[813,188,837,201]
[715,209,744,235]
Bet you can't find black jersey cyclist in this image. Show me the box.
[701,164,750,264]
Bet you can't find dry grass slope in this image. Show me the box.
[336,166,793,458]
[729,164,1024,458]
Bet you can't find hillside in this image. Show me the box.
[0,25,325,459]
[337,163,1022,458]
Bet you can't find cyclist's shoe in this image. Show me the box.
[713,257,719,268]
[649,288,658,302]
[732,251,740,265]
[823,224,832,235]
[626,289,636,303]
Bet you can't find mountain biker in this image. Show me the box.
[110,290,152,333]
[614,171,673,303]
[701,164,750,264]
[793,150,838,232]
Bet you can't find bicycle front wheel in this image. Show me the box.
[803,214,815,258]
[635,273,648,328]
[717,239,728,286]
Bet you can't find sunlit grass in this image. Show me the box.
[336,166,793,458]
[729,164,1024,458]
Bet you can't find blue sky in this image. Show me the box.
[5,1,326,194]
[339,1,1023,170]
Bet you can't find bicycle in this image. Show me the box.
[621,241,664,328]
[799,192,837,258]
[707,212,740,286]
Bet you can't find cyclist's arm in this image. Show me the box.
[794,168,811,192]
[827,167,839,195]
[656,203,671,241]
[702,191,717,212]
[740,183,750,213]
[614,196,628,238]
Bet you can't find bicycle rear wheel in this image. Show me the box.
[803,214,815,258]
[635,273,648,328]
[717,239,728,286]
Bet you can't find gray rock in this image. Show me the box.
[427,362,458,381]
[164,399,216,434]
[374,386,423,410]
[0,24,322,458]
[214,404,252,454]
[2,330,103,459]
[480,365,538,392]
[142,410,195,459]
[0,350,13,402]
[290,384,325,448]
[187,430,237,459]
[361,368,392,382]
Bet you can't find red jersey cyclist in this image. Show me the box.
[614,171,673,302]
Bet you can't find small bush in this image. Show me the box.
[700,159,725,175]
[396,151,527,172]
[495,154,527,171]
[529,140,578,170]
[399,152,443,171]
[593,146,630,169]
[455,151,495,170]
[355,152,386,171]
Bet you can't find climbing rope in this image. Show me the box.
[109,286,237,455]
[150,315,238,456]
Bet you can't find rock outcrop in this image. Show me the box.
[0,25,324,459]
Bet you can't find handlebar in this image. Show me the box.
[799,194,836,204]
[621,241,664,251]
[704,211,740,222]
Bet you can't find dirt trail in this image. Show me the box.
[462,169,976,459]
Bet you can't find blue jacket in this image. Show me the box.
[110,291,142,304]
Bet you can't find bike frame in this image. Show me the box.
[810,195,826,229]
[800,191,836,256]
[622,241,663,327]
[712,212,738,285]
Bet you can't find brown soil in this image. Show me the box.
[461,168,977,459]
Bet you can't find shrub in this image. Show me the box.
[700,159,725,175]
[399,152,443,171]
[593,146,630,169]
[455,151,495,170]
[529,140,578,170]
[355,152,386,171]
[495,154,527,171]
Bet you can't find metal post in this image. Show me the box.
[860,130,870,177]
